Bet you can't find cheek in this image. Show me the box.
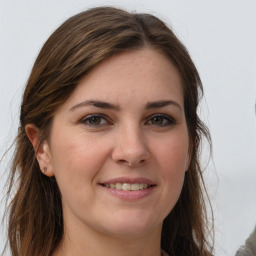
[153,133,189,174]
[160,146,187,191]
[48,131,111,210]
[49,129,108,183]
[151,133,189,204]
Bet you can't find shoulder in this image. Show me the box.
[235,226,256,256]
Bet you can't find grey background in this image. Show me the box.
[1,0,256,255]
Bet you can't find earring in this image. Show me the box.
[43,167,47,172]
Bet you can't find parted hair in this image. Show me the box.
[3,6,213,256]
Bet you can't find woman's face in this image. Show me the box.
[42,48,190,238]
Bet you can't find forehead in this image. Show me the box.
[63,48,184,109]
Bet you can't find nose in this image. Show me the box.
[111,125,150,167]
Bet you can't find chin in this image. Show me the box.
[99,211,162,238]
[104,224,157,238]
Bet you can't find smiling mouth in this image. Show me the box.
[100,183,156,191]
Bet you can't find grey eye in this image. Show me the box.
[88,116,102,125]
[151,116,165,125]
[81,115,109,126]
[147,114,176,126]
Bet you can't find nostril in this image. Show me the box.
[117,158,146,166]
[111,134,150,165]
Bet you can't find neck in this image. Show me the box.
[53,221,163,256]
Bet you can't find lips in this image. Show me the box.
[99,177,156,200]
[101,183,153,191]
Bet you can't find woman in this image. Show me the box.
[3,6,213,256]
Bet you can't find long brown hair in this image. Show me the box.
[3,6,214,256]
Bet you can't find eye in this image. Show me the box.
[80,115,110,127]
[146,114,176,126]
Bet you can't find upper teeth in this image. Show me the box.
[104,183,149,191]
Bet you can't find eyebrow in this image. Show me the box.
[69,99,182,112]
[145,100,182,111]
[69,100,120,111]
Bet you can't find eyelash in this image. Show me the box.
[146,114,176,126]
[80,114,176,128]
[80,114,111,127]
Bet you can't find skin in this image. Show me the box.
[26,48,190,256]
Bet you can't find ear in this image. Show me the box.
[25,124,54,177]
[185,143,193,172]
[185,153,191,172]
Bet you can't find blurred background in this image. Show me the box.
[1,0,256,255]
